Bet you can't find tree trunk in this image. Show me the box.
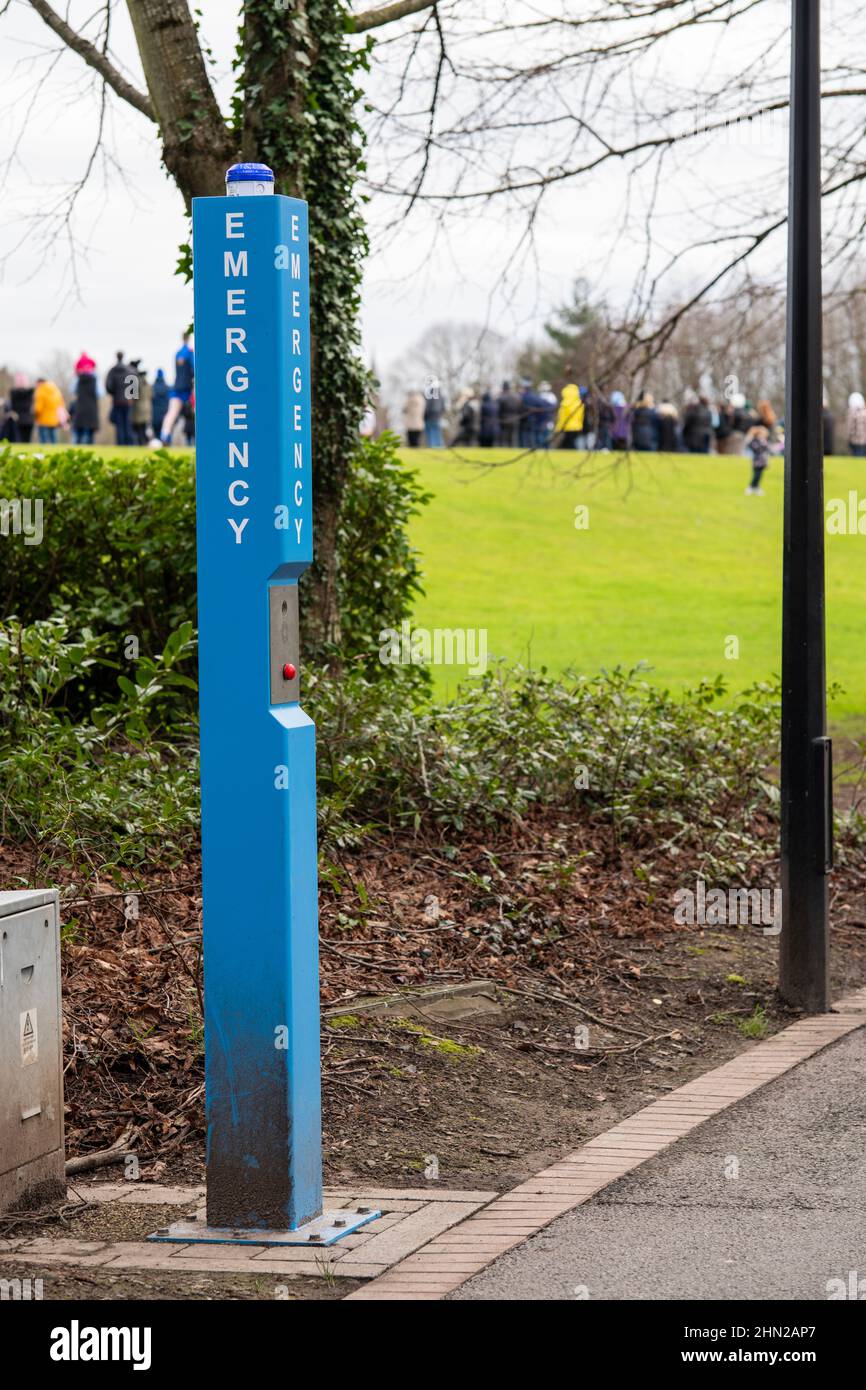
[127,0,235,206]
[238,0,369,655]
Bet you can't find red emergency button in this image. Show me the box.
[283,663,297,681]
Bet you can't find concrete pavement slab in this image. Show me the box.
[453,1029,866,1300]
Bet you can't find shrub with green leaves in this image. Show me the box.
[0,435,429,709]
[0,448,196,711]
[0,609,785,883]
[0,615,199,877]
[308,662,782,879]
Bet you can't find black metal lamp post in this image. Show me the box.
[780,0,832,1012]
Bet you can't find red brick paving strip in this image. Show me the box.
[345,989,866,1300]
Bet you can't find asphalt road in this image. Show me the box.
[453,1027,866,1300]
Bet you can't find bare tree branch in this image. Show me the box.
[353,0,438,32]
[26,0,155,119]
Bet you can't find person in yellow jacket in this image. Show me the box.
[33,378,67,443]
[555,382,585,449]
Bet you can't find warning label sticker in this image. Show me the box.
[20,1009,37,1066]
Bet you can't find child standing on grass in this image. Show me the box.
[744,423,771,495]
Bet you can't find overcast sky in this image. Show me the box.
[0,0,842,387]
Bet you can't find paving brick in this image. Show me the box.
[485,1202,574,1215]
[638,1105,722,1115]
[447,1234,542,1245]
[487,1201,573,1213]
[633,1115,720,1126]
[122,1253,270,1274]
[424,1232,515,1243]
[512,1183,600,1194]
[328,1232,370,1249]
[369,1281,461,1294]
[333,1198,424,1214]
[744,1045,807,1055]
[522,1165,608,1175]
[445,1212,541,1224]
[12,1249,117,1268]
[115,1185,203,1206]
[644,1095,726,1105]
[399,1255,489,1271]
[579,1149,665,1160]
[375,1278,464,1291]
[606,1126,696,1138]
[327,1187,495,1203]
[527,1172,612,1184]
[480,1202,564,1212]
[338,1199,482,1267]
[100,1245,204,1271]
[251,1257,346,1276]
[585,1129,671,1140]
[65,1183,130,1204]
[166,1242,264,1263]
[270,1260,387,1279]
[543,1165,637,1177]
[453,1221,542,1233]
[345,1287,442,1299]
[558,1151,641,1163]
[584,1132,667,1144]
[488,1191,574,1202]
[202,1255,344,1276]
[425,1251,517,1262]
[243,1244,348,1263]
[580,1145,667,1157]
[678,1077,770,1088]
[18,1238,111,1255]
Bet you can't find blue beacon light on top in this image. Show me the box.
[225,162,275,196]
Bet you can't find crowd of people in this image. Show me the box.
[402,380,866,468]
[6,347,866,473]
[1,332,195,447]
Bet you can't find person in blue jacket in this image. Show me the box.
[159,331,195,445]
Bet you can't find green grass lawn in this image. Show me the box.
[10,441,864,725]
[402,447,866,726]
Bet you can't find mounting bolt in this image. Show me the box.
[308,1232,324,1242]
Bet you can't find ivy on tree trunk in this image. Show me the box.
[233,1,372,654]
[126,0,371,655]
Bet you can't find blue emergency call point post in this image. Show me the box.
[150,163,378,1248]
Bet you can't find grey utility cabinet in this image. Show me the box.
[0,890,65,1214]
